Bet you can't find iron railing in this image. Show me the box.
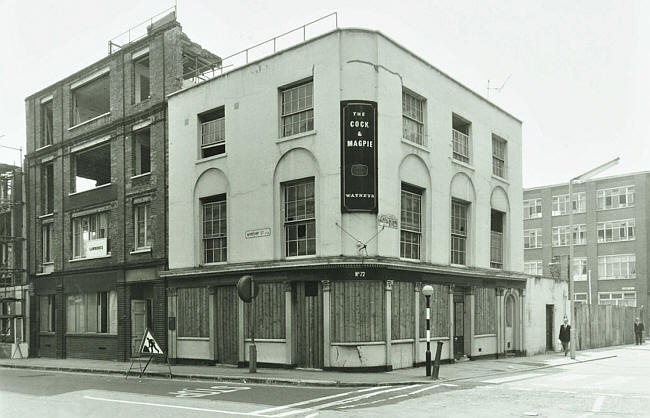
[108,6,177,54]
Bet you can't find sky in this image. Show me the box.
[0,0,648,187]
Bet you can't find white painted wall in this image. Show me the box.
[167,28,523,272]
[524,276,568,355]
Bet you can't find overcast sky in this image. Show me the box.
[1,0,648,187]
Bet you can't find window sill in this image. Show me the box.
[285,255,317,260]
[597,278,635,281]
[491,174,509,184]
[38,213,54,220]
[130,172,151,180]
[65,333,117,337]
[201,261,228,267]
[597,239,636,244]
[276,130,317,144]
[68,182,112,196]
[36,271,53,276]
[524,247,543,250]
[399,258,421,263]
[450,263,468,268]
[68,112,111,131]
[69,254,112,263]
[196,153,227,164]
[130,248,151,254]
[34,144,53,152]
[451,158,475,171]
[574,278,588,282]
[401,138,429,152]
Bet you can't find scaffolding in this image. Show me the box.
[0,164,27,358]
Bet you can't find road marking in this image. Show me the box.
[169,385,251,398]
[388,394,409,400]
[586,376,631,388]
[250,386,385,415]
[409,384,440,395]
[83,395,264,416]
[481,373,543,384]
[305,384,421,412]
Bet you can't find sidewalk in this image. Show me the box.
[0,346,624,387]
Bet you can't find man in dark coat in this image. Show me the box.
[559,316,571,356]
[634,317,644,345]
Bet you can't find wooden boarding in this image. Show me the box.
[295,282,323,368]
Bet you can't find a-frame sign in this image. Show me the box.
[125,328,172,380]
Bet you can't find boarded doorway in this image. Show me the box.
[505,294,515,352]
[453,295,464,359]
[294,281,323,369]
[131,300,151,356]
[214,286,238,365]
[546,305,554,351]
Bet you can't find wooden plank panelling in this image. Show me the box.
[177,287,209,337]
[575,303,641,350]
[475,288,496,335]
[391,281,414,340]
[294,282,323,368]
[331,281,385,343]
[244,282,286,339]
[214,286,238,364]
[419,284,449,338]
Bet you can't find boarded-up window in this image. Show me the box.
[475,288,497,335]
[419,284,449,338]
[177,287,209,338]
[391,281,415,340]
[245,283,286,339]
[331,281,385,342]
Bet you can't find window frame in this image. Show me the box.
[491,135,507,178]
[280,79,314,138]
[596,185,635,210]
[573,257,588,281]
[400,184,423,260]
[133,53,150,104]
[402,89,426,146]
[41,99,54,147]
[524,228,543,249]
[552,192,586,216]
[524,260,543,276]
[598,291,636,307]
[65,291,117,334]
[134,203,151,250]
[41,163,54,215]
[451,199,469,265]
[70,71,111,127]
[597,254,636,280]
[39,295,56,333]
[523,198,542,219]
[283,178,316,258]
[72,211,110,259]
[132,127,151,176]
[201,194,227,264]
[42,222,53,263]
[597,219,635,243]
[71,141,112,194]
[551,224,586,247]
[199,106,226,158]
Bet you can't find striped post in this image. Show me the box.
[422,285,434,377]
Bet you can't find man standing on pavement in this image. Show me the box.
[559,316,571,356]
[634,317,644,345]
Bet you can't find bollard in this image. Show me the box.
[432,340,444,379]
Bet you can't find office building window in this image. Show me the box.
[133,53,150,103]
[597,185,635,210]
[574,293,588,304]
[598,291,636,307]
[451,200,469,265]
[552,224,586,246]
[199,107,226,158]
[598,254,636,280]
[400,185,422,260]
[134,203,151,250]
[597,219,635,243]
[452,114,470,163]
[39,295,56,332]
[41,99,53,147]
[72,142,111,193]
[132,127,151,176]
[523,198,542,219]
[202,195,227,263]
[524,260,543,276]
[66,291,117,334]
[552,192,586,215]
[42,223,53,263]
[524,228,542,249]
[281,80,313,137]
[492,135,507,178]
[72,212,110,259]
[71,72,110,126]
[490,210,504,269]
[284,179,316,257]
[573,257,587,281]
[403,89,425,146]
[41,163,54,215]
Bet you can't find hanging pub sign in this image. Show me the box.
[341,100,378,212]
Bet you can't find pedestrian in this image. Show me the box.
[634,317,644,345]
[559,316,571,356]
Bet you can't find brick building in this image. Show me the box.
[523,171,649,325]
[24,12,219,360]
[164,26,532,370]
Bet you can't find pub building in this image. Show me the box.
[164,26,528,370]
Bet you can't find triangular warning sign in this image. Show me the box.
[139,328,163,356]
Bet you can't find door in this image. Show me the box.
[453,298,464,359]
[214,286,238,365]
[131,300,148,356]
[545,305,554,351]
[294,282,323,369]
[505,295,515,351]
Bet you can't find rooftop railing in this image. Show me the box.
[108,6,177,54]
